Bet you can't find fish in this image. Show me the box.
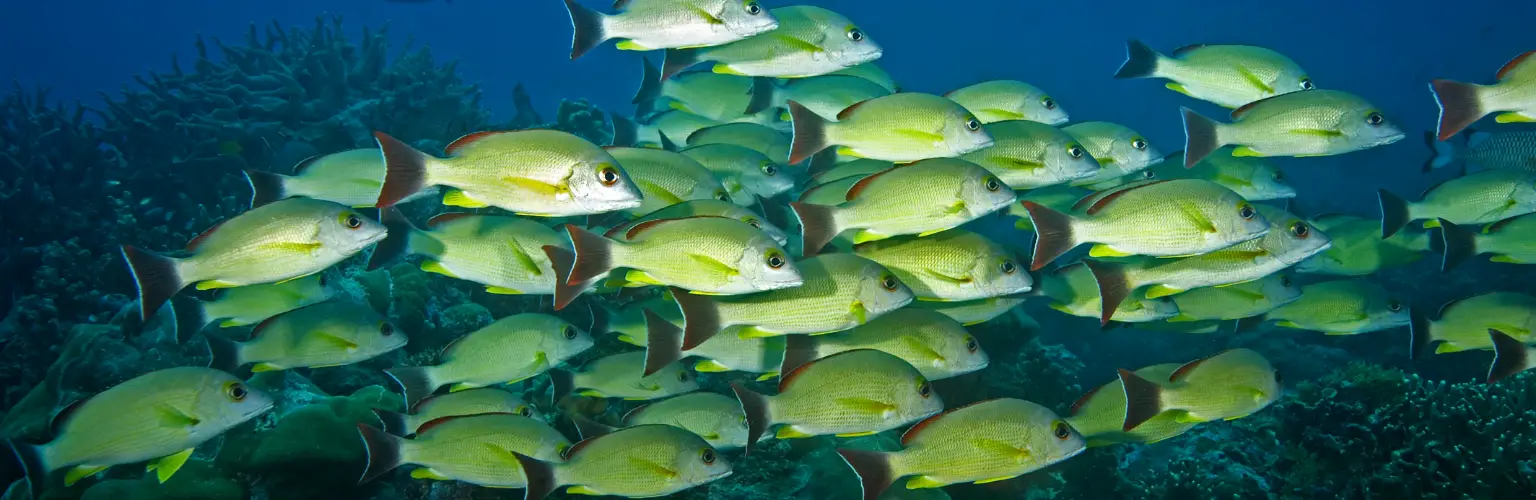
[1427,130,1536,173]
[608,146,732,216]
[668,253,914,350]
[561,216,802,295]
[1297,214,1429,275]
[1062,122,1164,188]
[1435,214,1536,271]
[6,367,273,490]
[1378,169,1536,238]
[638,305,786,377]
[242,149,439,208]
[679,143,795,204]
[560,350,700,400]
[910,296,1031,326]
[175,274,334,330]
[384,313,594,408]
[837,398,1084,500]
[514,424,732,499]
[685,122,792,165]
[622,392,751,450]
[632,59,770,121]
[945,80,1068,125]
[366,211,576,297]
[613,109,726,149]
[1008,185,1092,231]
[781,308,989,380]
[1086,204,1331,323]
[119,198,387,320]
[1114,40,1313,109]
[1037,263,1180,324]
[791,159,1017,256]
[1154,150,1296,201]
[1164,272,1303,322]
[1487,329,1536,383]
[660,6,882,80]
[731,349,943,450]
[604,199,788,246]
[1430,51,1536,140]
[1066,363,1197,447]
[787,92,995,164]
[356,413,571,487]
[959,120,1100,190]
[1118,348,1282,431]
[374,388,542,437]
[563,0,780,59]
[1263,280,1410,336]
[1409,292,1536,356]
[852,229,1033,301]
[372,130,643,216]
[808,158,892,187]
[1021,179,1271,270]
[204,300,405,373]
[1181,90,1406,167]
[831,62,899,93]
[762,75,893,120]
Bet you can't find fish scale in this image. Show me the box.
[1409,170,1536,224]
[853,229,1029,301]
[1153,349,1279,423]
[401,415,569,486]
[1455,131,1536,171]
[1168,273,1300,321]
[232,301,400,370]
[802,308,987,380]
[552,424,725,497]
[692,6,879,78]
[888,399,1082,487]
[831,159,1012,238]
[184,210,324,282]
[687,123,792,164]
[1161,46,1302,106]
[1067,179,1266,257]
[1427,292,1536,352]
[1264,280,1408,334]
[427,314,588,388]
[1066,364,1194,446]
[605,148,726,216]
[415,215,567,294]
[614,217,781,291]
[766,350,939,436]
[961,120,1098,189]
[1110,205,1329,298]
[712,254,911,335]
[624,392,749,449]
[571,351,698,399]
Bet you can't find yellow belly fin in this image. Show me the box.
[567,486,604,496]
[146,448,196,483]
[1088,244,1134,258]
[442,189,490,208]
[755,371,779,381]
[975,474,1023,485]
[775,426,815,439]
[411,468,453,480]
[623,270,666,286]
[450,383,482,392]
[1165,82,1194,97]
[251,363,285,372]
[834,431,878,438]
[485,286,523,294]
[711,64,749,76]
[694,359,732,372]
[907,476,947,489]
[195,280,241,290]
[1496,112,1536,123]
[1144,285,1185,299]
[421,261,460,278]
[64,465,111,487]
[615,40,652,51]
[1232,146,1263,157]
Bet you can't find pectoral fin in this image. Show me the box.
[850,300,867,325]
[687,253,741,277]
[924,268,973,284]
[1176,201,1218,234]
[894,129,947,144]
[694,359,732,372]
[1144,285,1185,299]
[314,331,360,350]
[154,403,201,428]
[1236,66,1275,94]
[835,397,896,415]
[755,372,779,381]
[1290,128,1345,137]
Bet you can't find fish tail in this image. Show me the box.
[120,245,187,322]
[632,56,662,104]
[1424,131,1462,173]
[355,423,405,484]
[1376,189,1411,238]
[779,334,820,380]
[1180,107,1224,168]
[1232,315,1265,334]
[661,48,702,81]
[789,201,840,257]
[512,451,560,500]
[570,414,617,440]
[7,439,50,498]
[674,287,723,350]
[1407,309,1433,360]
[1436,218,1478,272]
[242,169,288,208]
[550,369,575,405]
[1117,368,1165,431]
[731,382,772,455]
[372,408,412,437]
[167,295,208,344]
[374,131,432,209]
[543,244,588,311]
[1488,329,1533,383]
[745,77,777,115]
[383,366,437,410]
[642,307,684,377]
[1429,79,1486,141]
[563,0,607,60]
[837,448,896,500]
[805,148,842,179]
[787,101,832,165]
[1113,39,1162,79]
[563,224,616,285]
[367,208,420,271]
[1082,260,1130,327]
[203,334,244,372]
[610,115,638,147]
[1019,201,1077,271]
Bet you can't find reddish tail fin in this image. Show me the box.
[732,382,771,455]
[642,308,685,377]
[563,0,607,60]
[1083,260,1130,327]
[563,225,616,285]
[383,366,437,410]
[243,169,288,208]
[120,245,185,322]
[1488,329,1532,384]
[1114,39,1161,79]
[355,423,404,484]
[513,451,560,500]
[673,287,723,350]
[837,448,895,500]
[1181,107,1222,168]
[1019,201,1077,271]
[374,131,431,208]
[543,245,587,311]
[1430,79,1485,141]
[661,48,702,81]
[373,408,412,437]
[789,201,839,256]
[1118,368,1164,431]
[787,101,832,165]
[779,334,820,380]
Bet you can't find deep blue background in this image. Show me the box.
[5,0,1534,215]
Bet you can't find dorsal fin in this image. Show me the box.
[415,412,518,435]
[1436,296,1467,319]
[778,349,870,392]
[250,314,281,339]
[291,154,325,175]
[625,215,731,240]
[445,131,507,156]
[1085,180,1167,215]
[836,98,877,121]
[1486,215,1527,234]
[612,0,632,9]
[409,392,443,413]
[1231,99,1265,120]
[900,409,949,446]
[1497,51,1536,80]
[1171,44,1207,56]
[1071,180,1158,212]
[1069,384,1105,415]
[1420,177,1457,199]
[603,220,637,238]
[621,403,652,424]
[844,166,902,201]
[426,212,477,229]
[439,333,470,361]
[49,398,89,436]
[562,430,611,460]
[185,221,226,252]
[1169,350,1225,382]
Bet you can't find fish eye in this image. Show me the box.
[1280,275,1293,287]
[744,217,763,229]
[1274,369,1284,386]
[678,370,692,382]
[1273,171,1284,181]
[984,176,1002,192]
[701,448,717,464]
[1053,420,1071,440]
[517,406,533,417]
[1041,96,1057,110]
[1238,204,1256,220]
[225,382,248,402]
[1067,144,1085,159]
[598,165,621,186]
[1289,222,1310,238]
[380,323,395,336]
[766,252,786,269]
[964,335,978,353]
[761,163,778,176]
[345,214,363,229]
[1387,300,1402,312]
[881,274,900,291]
[1299,78,1314,91]
[965,117,981,131]
[846,28,865,42]
[562,325,578,339]
[1365,112,1385,126]
[744,1,762,15]
[917,379,932,398]
[1142,170,1157,180]
[715,190,731,202]
[1000,259,1017,274]
[1131,138,1148,150]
